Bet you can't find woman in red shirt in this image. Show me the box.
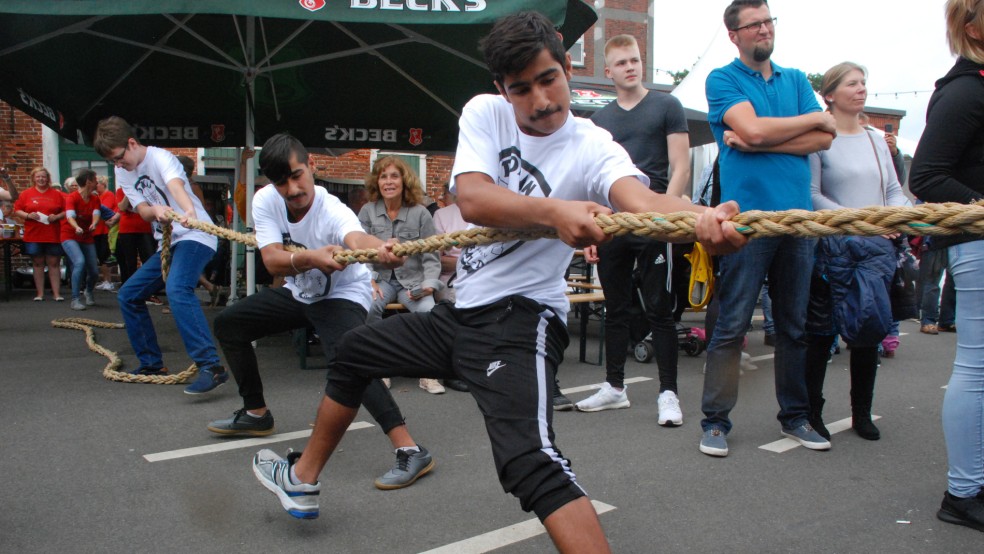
[61,169,103,310]
[12,167,66,301]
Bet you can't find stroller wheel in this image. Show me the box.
[683,336,705,357]
[634,341,654,363]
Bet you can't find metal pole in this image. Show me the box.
[245,16,256,296]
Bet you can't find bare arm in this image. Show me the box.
[455,171,612,248]
[663,132,693,198]
[608,176,747,255]
[0,168,18,202]
[724,102,836,148]
[724,129,833,155]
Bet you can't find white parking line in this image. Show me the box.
[562,376,653,396]
[759,415,882,453]
[143,421,374,462]
[418,500,617,554]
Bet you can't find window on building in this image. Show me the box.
[569,35,586,68]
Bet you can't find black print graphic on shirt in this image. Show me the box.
[459,147,551,275]
[134,175,170,235]
[283,235,330,299]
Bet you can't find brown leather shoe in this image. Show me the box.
[921,324,939,335]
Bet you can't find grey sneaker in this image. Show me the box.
[553,379,574,412]
[83,290,95,306]
[374,446,435,490]
[699,428,728,457]
[71,298,86,311]
[252,449,320,519]
[208,408,275,436]
[781,423,832,451]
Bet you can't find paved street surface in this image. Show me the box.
[1,288,980,553]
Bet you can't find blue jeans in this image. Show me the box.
[943,240,984,498]
[920,248,956,326]
[760,281,775,335]
[117,241,220,371]
[61,239,98,300]
[367,276,435,323]
[701,237,816,433]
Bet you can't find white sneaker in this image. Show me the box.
[83,290,95,306]
[740,352,758,371]
[96,280,115,291]
[575,382,630,412]
[657,390,683,426]
[419,378,445,394]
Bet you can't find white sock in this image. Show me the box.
[246,410,265,418]
[397,446,420,455]
[289,465,302,486]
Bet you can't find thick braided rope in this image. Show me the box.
[51,317,198,384]
[164,202,984,266]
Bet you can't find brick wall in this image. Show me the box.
[0,100,44,194]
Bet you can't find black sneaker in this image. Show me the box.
[937,490,984,532]
[208,408,275,436]
[553,379,574,412]
[130,366,168,376]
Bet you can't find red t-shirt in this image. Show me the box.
[94,189,117,236]
[13,186,64,243]
[116,187,152,235]
[61,191,101,243]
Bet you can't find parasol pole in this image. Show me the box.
[245,15,257,297]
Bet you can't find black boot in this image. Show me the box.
[850,346,880,440]
[805,335,833,440]
[809,398,831,440]
[852,407,880,440]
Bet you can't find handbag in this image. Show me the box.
[890,242,919,321]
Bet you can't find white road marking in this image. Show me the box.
[562,376,653,395]
[143,421,374,462]
[749,353,774,363]
[759,415,882,453]
[418,500,617,554]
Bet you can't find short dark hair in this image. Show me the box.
[724,0,768,31]
[93,116,136,157]
[258,133,309,185]
[75,168,97,188]
[479,11,566,86]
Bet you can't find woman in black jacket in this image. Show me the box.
[909,0,984,534]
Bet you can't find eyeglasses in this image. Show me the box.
[732,17,777,34]
[108,144,128,165]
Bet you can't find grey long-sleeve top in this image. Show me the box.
[810,130,909,210]
[358,200,443,292]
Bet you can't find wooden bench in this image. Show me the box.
[294,302,406,369]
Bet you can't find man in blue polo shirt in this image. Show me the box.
[698,0,837,457]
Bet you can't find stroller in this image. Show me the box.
[627,260,707,363]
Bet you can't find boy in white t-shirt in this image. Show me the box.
[212,134,434,512]
[93,116,227,395]
[252,11,745,548]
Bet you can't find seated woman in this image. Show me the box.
[358,156,444,394]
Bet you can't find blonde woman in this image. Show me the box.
[12,167,65,301]
[910,0,984,533]
[358,156,444,394]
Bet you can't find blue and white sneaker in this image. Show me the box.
[184,366,229,395]
[252,449,320,519]
[781,423,832,451]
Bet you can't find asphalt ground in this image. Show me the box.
[0,288,980,553]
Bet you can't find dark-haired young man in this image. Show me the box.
[212,134,434,514]
[698,0,836,457]
[93,116,227,394]
[252,11,745,551]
